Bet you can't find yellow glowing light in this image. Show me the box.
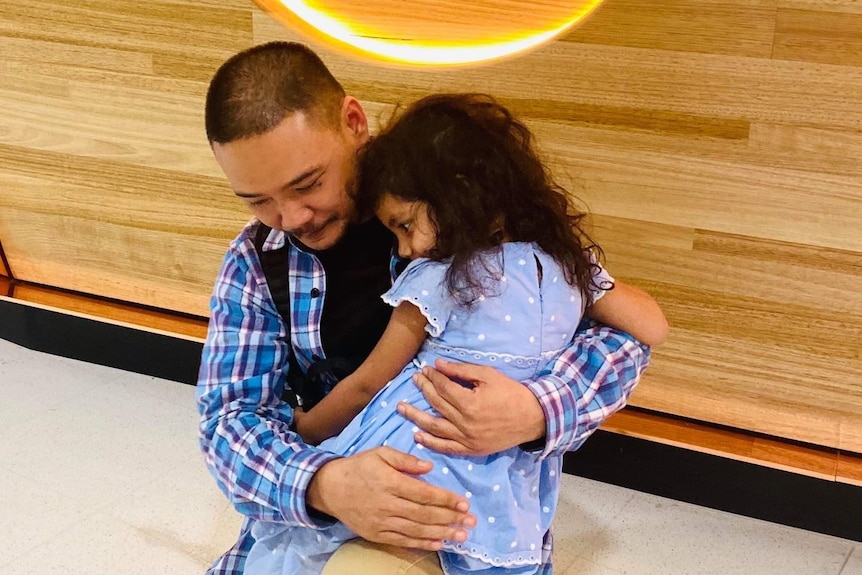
[253,0,606,66]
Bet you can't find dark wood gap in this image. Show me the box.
[0,239,14,280]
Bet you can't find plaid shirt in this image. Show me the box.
[197,219,651,574]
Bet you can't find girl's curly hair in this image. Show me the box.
[357,93,603,306]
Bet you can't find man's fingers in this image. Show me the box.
[316,449,477,550]
[413,371,461,420]
[378,515,470,548]
[387,499,475,534]
[413,432,472,455]
[422,363,475,406]
[432,359,493,385]
[397,402,462,439]
[376,446,434,476]
[375,448,471,513]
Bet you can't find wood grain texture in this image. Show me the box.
[10,284,208,340]
[0,0,860,456]
[777,1,862,15]
[837,452,862,487]
[773,8,862,67]
[603,409,840,481]
[562,0,779,58]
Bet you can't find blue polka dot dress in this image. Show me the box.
[246,242,613,575]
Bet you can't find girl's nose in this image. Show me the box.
[397,241,412,259]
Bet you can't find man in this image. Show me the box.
[197,41,650,574]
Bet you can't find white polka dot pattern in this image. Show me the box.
[332,244,604,570]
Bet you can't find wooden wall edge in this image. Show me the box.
[1,279,858,485]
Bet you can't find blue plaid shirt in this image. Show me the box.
[197,219,651,574]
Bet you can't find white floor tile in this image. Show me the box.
[0,350,200,509]
[0,337,31,367]
[1,512,212,575]
[842,547,862,575]
[559,555,626,575]
[1,336,859,575]
[0,468,94,566]
[573,490,853,575]
[106,449,245,566]
[552,474,638,571]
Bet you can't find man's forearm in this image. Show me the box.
[527,321,650,459]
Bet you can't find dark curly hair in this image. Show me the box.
[357,93,604,306]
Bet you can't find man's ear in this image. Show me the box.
[341,96,369,140]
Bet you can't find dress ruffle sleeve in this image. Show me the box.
[588,252,616,303]
[381,257,454,338]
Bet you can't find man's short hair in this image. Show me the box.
[205,41,346,144]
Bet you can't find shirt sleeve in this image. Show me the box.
[196,234,340,529]
[382,257,453,337]
[524,318,651,459]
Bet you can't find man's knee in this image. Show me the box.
[321,540,443,575]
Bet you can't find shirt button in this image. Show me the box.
[310,288,321,297]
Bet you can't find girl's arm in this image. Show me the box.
[294,301,428,445]
[585,281,669,347]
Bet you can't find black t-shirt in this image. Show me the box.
[309,218,395,367]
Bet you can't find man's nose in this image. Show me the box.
[278,200,313,231]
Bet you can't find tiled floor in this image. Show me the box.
[1,336,859,575]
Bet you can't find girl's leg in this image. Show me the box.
[321,540,443,575]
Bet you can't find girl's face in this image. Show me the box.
[376,194,437,259]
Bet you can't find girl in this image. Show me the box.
[247,94,668,575]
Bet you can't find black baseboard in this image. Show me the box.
[0,299,202,384]
[1,297,859,543]
[564,431,861,542]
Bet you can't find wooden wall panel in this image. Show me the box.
[10,284,209,340]
[0,0,860,454]
[773,9,862,67]
[778,1,862,15]
[0,0,251,316]
[562,0,779,58]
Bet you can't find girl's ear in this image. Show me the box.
[490,214,507,243]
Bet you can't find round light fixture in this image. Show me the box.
[252,0,606,66]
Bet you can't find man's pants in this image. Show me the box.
[321,540,443,575]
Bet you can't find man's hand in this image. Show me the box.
[397,359,546,455]
[306,447,476,551]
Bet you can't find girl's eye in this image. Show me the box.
[249,198,269,207]
[400,222,411,232]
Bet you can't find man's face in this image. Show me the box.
[212,102,368,250]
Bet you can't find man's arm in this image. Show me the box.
[525,319,649,457]
[399,320,650,458]
[196,239,340,527]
